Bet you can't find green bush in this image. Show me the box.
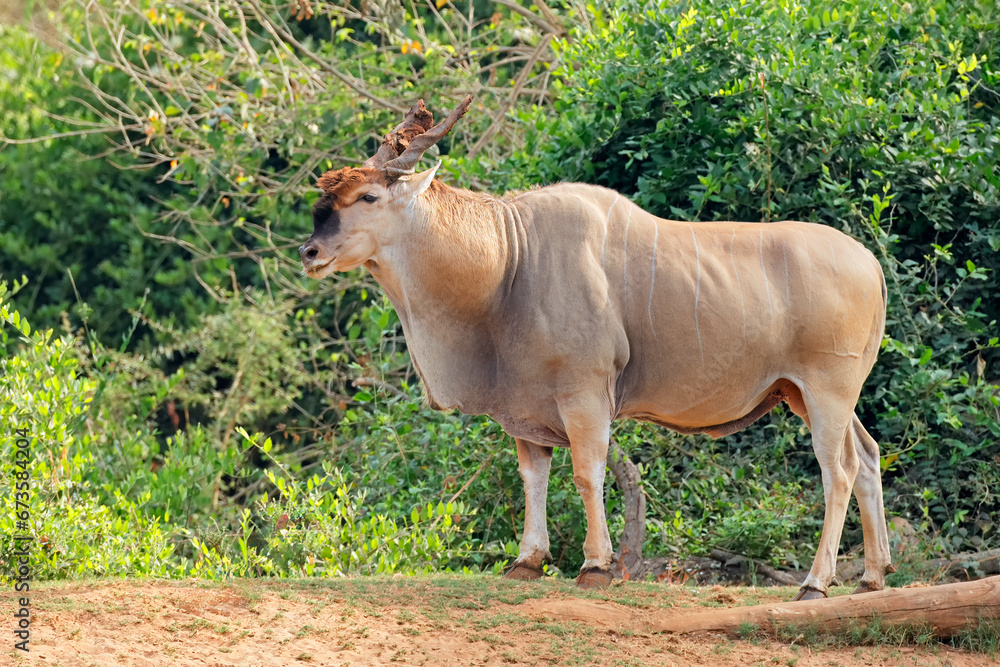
[0,25,211,342]
[0,283,479,580]
[0,280,178,579]
[186,430,478,578]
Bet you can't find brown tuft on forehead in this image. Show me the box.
[316,167,388,208]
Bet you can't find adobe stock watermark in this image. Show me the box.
[11,426,32,652]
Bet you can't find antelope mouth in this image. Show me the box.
[304,257,336,278]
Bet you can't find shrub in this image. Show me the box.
[186,430,478,578]
[0,280,177,580]
[0,24,207,342]
[0,283,480,580]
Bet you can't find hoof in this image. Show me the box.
[576,567,614,589]
[503,562,545,581]
[852,580,883,595]
[792,585,827,601]
[885,563,897,574]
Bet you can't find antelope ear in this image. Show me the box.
[394,162,440,199]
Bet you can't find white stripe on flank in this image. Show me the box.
[601,194,619,272]
[831,251,841,315]
[622,204,633,306]
[760,229,774,326]
[730,230,747,342]
[648,222,658,338]
[690,225,704,364]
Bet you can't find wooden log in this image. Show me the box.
[708,548,804,587]
[649,575,1000,637]
[924,548,1000,580]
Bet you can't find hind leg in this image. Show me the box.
[790,389,860,600]
[850,415,895,593]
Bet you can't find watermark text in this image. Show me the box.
[11,426,31,652]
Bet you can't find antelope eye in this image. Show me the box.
[361,193,378,203]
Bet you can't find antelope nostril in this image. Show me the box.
[301,244,319,261]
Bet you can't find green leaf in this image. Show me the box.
[245,77,262,97]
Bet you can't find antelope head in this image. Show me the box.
[300,96,472,278]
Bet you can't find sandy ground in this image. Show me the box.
[7,576,999,667]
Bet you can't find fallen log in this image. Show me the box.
[708,548,804,587]
[925,548,1000,580]
[649,575,1000,637]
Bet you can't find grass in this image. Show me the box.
[295,624,328,638]
[759,613,1000,655]
[843,615,937,648]
[954,617,1000,655]
[738,621,765,641]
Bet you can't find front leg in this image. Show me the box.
[559,396,615,589]
[504,438,553,580]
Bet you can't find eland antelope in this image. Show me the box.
[300,97,894,599]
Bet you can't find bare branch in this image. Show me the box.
[493,0,560,35]
[468,34,552,159]
[244,0,407,113]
